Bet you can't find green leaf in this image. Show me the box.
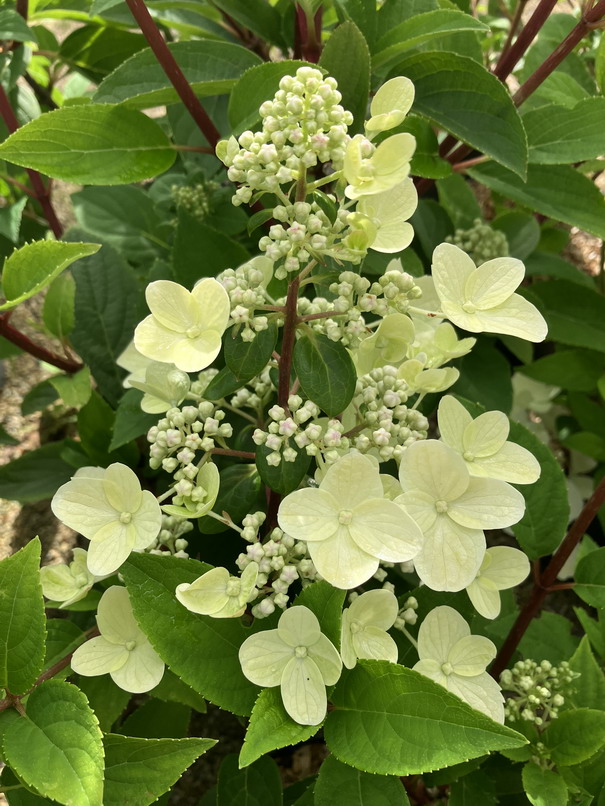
[315,756,410,805]
[319,21,370,133]
[393,51,527,177]
[43,272,76,341]
[452,338,512,413]
[0,105,176,185]
[0,241,99,312]
[44,620,84,671]
[49,367,92,409]
[109,389,158,452]
[524,99,605,165]
[203,366,246,402]
[118,699,191,739]
[400,115,452,179]
[293,580,345,648]
[0,442,74,503]
[149,669,207,713]
[239,687,319,769]
[522,763,568,806]
[334,0,377,47]
[0,196,27,243]
[256,442,311,495]
[2,680,104,806]
[467,162,605,240]
[217,754,282,806]
[228,60,313,134]
[121,553,263,716]
[597,34,605,94]
[0,9,37,43]
[70,241,141,407]
[324,661,528,775]
[94,40,261,108]
[523,280,605,353]
[518,611,578,665]
[574,607,605,658]
[410,198,453,261]
[224,322,278,383]
[0,539,45,695]
[59,24,147,81]
[575,547,605,608]
[293,332,356,417]
[492,211,540,261]
[525,252,594,288]
[77,676,131,732]
[568,637,605,711]
[373,9,488,69]
[103,733,216,806]
[448,770,497,806]
[198,464,263,535]
[211,0,285,46]
[544,708,605,766]
[519,349,605,392]
[436,173,481,229]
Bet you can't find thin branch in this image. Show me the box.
[452,154,490,172]
[124,0,221,148]
[0,313,83,373]
[211,448,256,459]
[494,0,558,79]
[278,276,300,410]
[498,0,529,68]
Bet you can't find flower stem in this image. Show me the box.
[278,276,301,410]
[493,0,557,80]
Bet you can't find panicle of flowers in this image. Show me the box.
[147,513,194,558]
[446,218,509,265]
[228,366,275,417]
[500,659,580,726]
[218,256,277,341]
[171,180,218,221]
[147,401,232,471]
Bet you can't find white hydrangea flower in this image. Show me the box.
[134,278,230,372]
[466,546,530,619]
[355,313,415,375]
[239,605,342,725]
[51,463,162,576]
[278,452,422,589]
[438,395,541,484]
[161,462,220,519]
[413,605,504,722]
[176,562,258,618]
[397,440,525,591]
[344,133,416,200]
[116,341,152,387]
[431,243,547,342]
[71,586,164,693]
[365,76,415,135]
[397,358,459,394]
[40,548,104,608]
[341,589,399,669]
[357,179,418,253]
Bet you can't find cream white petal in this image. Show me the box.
[369,76,415,121]
[348,589,399,630]
[239,630,293,687]
[463,411,509,458]
[440,302,484,334]
[466,579,502,620]
[413,658,447,686]
[474,293,548,342]
[320,452,383,510]
[175,567,230,615]
[239,561,260,606]
[399,440,469,501]
[171,330,223,373]
[447,672,505,723]
[71,636,129,677]
[398,490,438,532]
[432,243,475,312]
[87,522,137,577]
[51,477,115,539]
[340,610,357,670]
[40,564,82,603]
[464,258,525,310]
[448,477,525,530]
[359,179,418,253]
[437,395,469,452]
[96,586,141,643]
[110,642,165,693]
[372,133,416,178]
[278,606,321,648]
[134,316,188,364]
[482,546,530,589]
[349,498,422,562]
[448,635,497,676]
[280,656,327,726]
[278,488,339,543]
[414,517,485,592]
[307,527,378,590]
[145,280,197,332]
[474,441,541,484]
[212,598,247,618]
[307,633,342,685]
[417,606,470,664]
[353,626,398,664]
[191,278,231,332]
[102,463,143,514]
[132,491,162,549]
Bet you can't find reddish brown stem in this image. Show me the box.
[124,0,221,148]
[452,154,490,172]
[16,0,28,17]
[498,0,529,69]
[0,314,83,373]
[278,276,301,410]
[211,448,255,459]
[491,474,605,679]
[494,0,558,79]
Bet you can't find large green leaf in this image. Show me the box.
[256,441,312,495]
[543,708,605,766]
[224,322,278,383]
[468,162,605,240]
[0,442,75,503]
[109,389,158,452]
[524,98,605,164]
[393,51,527,177]
[217,754,282,806]
[211,0,286,46]
[293,332,357,417]
[59,24,147,81]
[334,0,377,47]
[575,548,605,609]
[524,280,605,353]
[522,764,567,806]
[324,661,527,775]
[568,637,605,711]
[198,464,263,535]
[452,338,512,413]
[43,273,76,342]
[1,680,104,806]
[0,241,99,312]
[0,9,37,43]
[519,349,605,392]
[319,21,370,132]
[94,40,261,108]
[0,539,45,696]
[315,756,410,805]
[0,105,176,185]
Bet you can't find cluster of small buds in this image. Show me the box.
[218,66,352,205]
[147,402,232,471]
[218,262,276,341]
[350,367,428,460]
[297,292,367,349]
[500,659,580,727]
[189,368,219,399]
[228,366,276,415]
[362,271,423,316]
[446,218,509,265]
[147,514,193,557]
[394,596,419,630]
[171,181,218,221]
[237,524,318,618]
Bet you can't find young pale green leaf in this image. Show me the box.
[524,98,605,165]
[2,680,104,806]
[217,754,282,806]
[293,580,345,649]
[0,105,176,185]
[239,688,319,769]
[224,322,278,383]
[373,10,488,69]
[256,442,312,495]
[293,332,357,417]
[544,708,605,766]
[324,661,528,775]
[393,51,527,178]
[109,389,158,452]
[1,241,99,312]
[198,464,263,535]
[467,162,605,240]
[575,548,605,609]
[121,553,264,716]
[94,40,261,107]
[319,21,370,133]
[103,733,216,806]
[0,9,37,43]
[0,538,45,695]
[49,367,92,409]
[568,637,605,711]
[315,756,410,806]
[43,273,76,341]
[0,442,74,503]
[523,280,605,353]
[522,764,568,806]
